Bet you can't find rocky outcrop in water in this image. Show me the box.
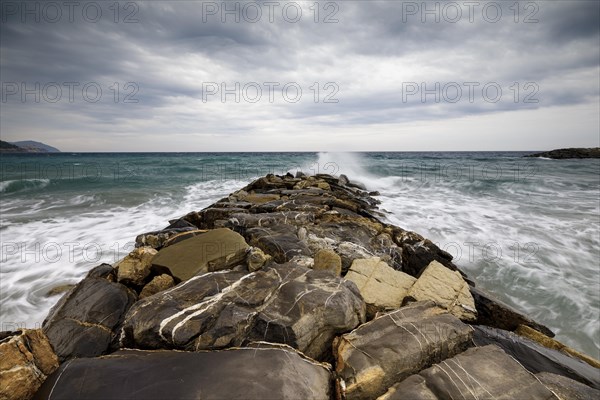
[4,173,598,400]
[525,147,600,159]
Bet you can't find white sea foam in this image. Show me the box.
[0,179,50,193]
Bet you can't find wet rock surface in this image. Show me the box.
[42,264,137,361]
[380,345,558,400]
[334,301,473,399]
[121,263,365,360]
[0,329,59,400]
[34,345,333,400]
[9,173,598,399]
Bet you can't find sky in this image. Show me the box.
[1,0,599,152]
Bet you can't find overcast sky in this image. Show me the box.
[1,0,598,151]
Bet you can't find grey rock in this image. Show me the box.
[33,344,332,400]
[42,270,136,361]
[334,301,473,399]
[536,372,600,400]
[470,286,555,337]
[473,325,600,389]
[120,264,365,360]
[384,345,558,400]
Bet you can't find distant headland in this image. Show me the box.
[525,147,600,159]
[0,140,61,153]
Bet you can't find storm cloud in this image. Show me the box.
[1,0,598,151]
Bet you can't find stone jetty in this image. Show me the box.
[1,173,598,399]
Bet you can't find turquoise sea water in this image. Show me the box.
[1,152,598,357]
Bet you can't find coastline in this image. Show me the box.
[2,172,598,399]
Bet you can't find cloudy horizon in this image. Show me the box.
[1,0,599,152]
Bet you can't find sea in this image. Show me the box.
[1,152,598,358]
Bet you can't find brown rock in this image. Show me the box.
[151,228,250,281]
[407,260,476,321]
[0,329,59,400]
[344,257,416,317]
[116,247,157,286]
[139,274,175,299]
[313,249,342,275]
[246,247,271,272]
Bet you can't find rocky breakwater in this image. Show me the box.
[2,173,599,400]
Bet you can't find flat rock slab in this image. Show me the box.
[473,325,600,389]
[121,263,365,360]
[151,228,250,281]
[536,372,600,400]
[0,329,59,400]
[334,301,473,400]
[42,267,136,361]
[407,260,476,321]
[380,345,558,400]
[33,345,333,400]
[345,257,416,315]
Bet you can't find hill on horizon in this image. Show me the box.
[4,140,61,153]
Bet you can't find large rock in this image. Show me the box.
[151,228,250,281]
[470,286,555,337]
[536,372,600,400]
[121,263,365,360]
[116,247,157,286]
[313,248,342,275]
[407,260,476,321]
[345,257,416,317]
[0,329,59,400]
[42,264,136,361]
[135,227,198,249]
[245,225,311,263]
[381,345,558,400]
[516,324,600,369]
[333,301,473,399]
[33,344,333,400]
[473,325,600,389]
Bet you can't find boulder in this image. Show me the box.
[116,247,157,286]
[313,248,342,276]
[151,228,250,281]
[0,329,59,400]
[472,325,600,389]
[344,257,416,317]
[42,265,137,361]
[470,286,555,337]
[516,324,600,369]
[242,193,281,204]
[245,226,310,263]
[33,345,333,400]
[536,372,600,400]
[382,345,558,400]
[407,260,476,321]
[135,227,198,249]
[334,301,473,399]
[246,247,271,271]
[139,274,175,299]
[120,264,365,361]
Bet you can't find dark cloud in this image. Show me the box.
[1,0,598,150]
